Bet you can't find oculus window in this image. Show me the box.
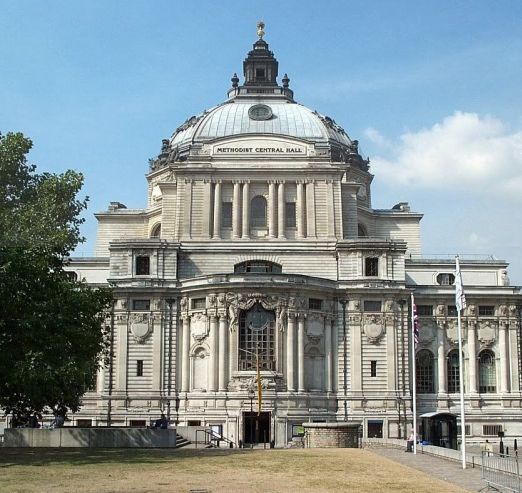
[239,303,275,371]
[437,273,455,285]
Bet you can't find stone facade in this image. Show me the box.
[38,29,522,447]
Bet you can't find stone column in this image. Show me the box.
[229,321,238,378]
[218,314,228,391]
[278,182,286,239]
[202,180,212,238]
[350,311,362,391]
[287,312,296,392]
[213,181,222,239]
[232,181,241,239]
[499,322,509,393]
[306,180,316,238]
[327,180,335,238]
[296,181,305,238]
[181,315,191,392]
[242,181,250,239]
[325,316,333,392]
[437,323,447,393]
[468,321,478,393]
[115,321,128,391]
[298,314,306,392]
[208,315,218,392]
[268,181,276,238]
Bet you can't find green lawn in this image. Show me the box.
[0,447,470,493]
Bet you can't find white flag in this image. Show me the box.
[455,256,467,312]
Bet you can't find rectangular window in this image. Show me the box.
[132,299,150,311]
[222,202,232,228]
[77,419,92,427]
[479,305,495,316]
[135,255,150,275]
[285,202,296,228]
[457,424,471,436]
[370,360,377,377]
[187,420,202,426]
[255,67,265,80]
[129,420,146,427]
[365,257,379,277]
[483,424,502,436]
[447,305,458,317]
[192,297,206,309]
[364,300,382,312]
[309,298,323,310]
[136,360,144,377]
[417,305,433,316]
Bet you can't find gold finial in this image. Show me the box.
[257,21,265,39]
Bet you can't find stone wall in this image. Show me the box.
[303,422,361,448]
[4,428,177,448]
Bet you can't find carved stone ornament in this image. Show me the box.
[478,321,497,347]
[363,314,385,344]
[418,320,436,344]
[468,305,476,316]
[499,305,508,316]
[129,312,153,344]
[226,292,288,332]
[307,334,321,345]
[385,300,395,312]
[191,313,208,342]
[436,305,445,316]
[306,314,324,338]
[446,320,462,346]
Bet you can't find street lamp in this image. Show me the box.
[248,388,255,447]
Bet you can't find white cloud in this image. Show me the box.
[368,112,522,200]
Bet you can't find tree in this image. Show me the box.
[0,132,112,424]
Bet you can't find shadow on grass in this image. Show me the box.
[0,447,258,468]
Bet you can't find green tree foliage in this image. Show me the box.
[0,132,112,424]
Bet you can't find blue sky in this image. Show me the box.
[2,1,521,283]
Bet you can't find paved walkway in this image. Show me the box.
[367,446,486,492]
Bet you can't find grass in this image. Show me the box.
[0,447,470,492]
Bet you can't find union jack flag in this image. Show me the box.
[413,301,420,345]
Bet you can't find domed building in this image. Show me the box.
[69,26,521,447]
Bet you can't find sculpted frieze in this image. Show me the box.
[446,320,463,346]
[418,319,436,345]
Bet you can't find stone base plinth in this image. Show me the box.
[302,422,361,448]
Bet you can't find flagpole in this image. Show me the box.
[456,256,467,469]
[411,292,417,454]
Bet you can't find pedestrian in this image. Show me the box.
[154,413,168,429]
[406,431,414,452]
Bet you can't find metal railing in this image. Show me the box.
[195,429,235,449]
[482,451,521,493]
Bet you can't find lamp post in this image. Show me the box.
[248,388,255,448]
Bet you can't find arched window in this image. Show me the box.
[479,350,496,393]
[150,223,161,238]
[234,260,282,273]
[358,223,368,237]
[447,350,461,393]
[238,303,275,371]
[251,196,267,227]
[416,349,434,393]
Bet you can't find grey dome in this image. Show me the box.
[170,99,353,153]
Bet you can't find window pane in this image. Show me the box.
[251,196,267,227]
[136,256,150,275]
[309,298,322,310]
[479,306,495,316]
[437,273,455,285]
[364,300,381,312]
[238,304,275,371]
[416,350,434,393]
[192,298,206,309]
[447,350,460,393]
[479,351,496,393]
[417,305,433,316]
[365,257,378,277]
[285,202,296,227]
[132,299,150,311]
[222,202,232,228]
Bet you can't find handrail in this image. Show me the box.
[195,429,235,448]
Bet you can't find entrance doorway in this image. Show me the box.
[243,412,270,445]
